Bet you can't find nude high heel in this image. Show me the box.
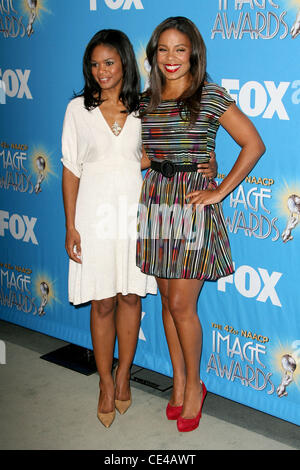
[113,365,132,415]
[97,384,116,428]
[97,408,116,428]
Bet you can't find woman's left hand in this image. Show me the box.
[185,187,223,211]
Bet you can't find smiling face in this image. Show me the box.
[90,44,123,92]
[156,28,192,84]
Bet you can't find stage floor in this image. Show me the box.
[0,319,299,451]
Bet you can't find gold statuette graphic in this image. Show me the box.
[281,194,300,243]
[34,155,46,193]
[26,0,37,37]
[37,281,49,316]
[276,354,297,398]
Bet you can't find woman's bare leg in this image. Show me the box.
[167,279,204,418]
[115,293,141,401]
[90,297,116,413]
[156,277,186,407]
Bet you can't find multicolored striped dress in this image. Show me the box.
[136,82,234,280]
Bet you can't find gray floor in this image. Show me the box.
[0,319,299,451]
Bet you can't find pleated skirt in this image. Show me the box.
[136,167,234,280]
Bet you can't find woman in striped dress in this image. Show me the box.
[136,17,265,432]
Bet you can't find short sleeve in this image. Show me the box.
[61,102,82,178]
[218,86,235,117]
[205,84,235,120]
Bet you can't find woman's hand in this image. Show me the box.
[65,227,82,263]
[185,187,223,211]
[141,146,151,170]
[62,167,81,262]
[197,151,217,179]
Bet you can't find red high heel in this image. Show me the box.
[177,382,207,432]
[166,402,183,420]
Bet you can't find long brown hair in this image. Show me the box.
[141,17,207,124]
[78,29,140,113]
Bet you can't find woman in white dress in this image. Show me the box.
[61,29,217,428]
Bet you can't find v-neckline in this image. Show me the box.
[97,107,129,138]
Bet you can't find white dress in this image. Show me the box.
[61,96,157,305]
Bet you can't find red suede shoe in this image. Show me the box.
[166,402,183,420]
[177,382,207,432]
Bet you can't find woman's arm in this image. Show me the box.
[186,104,266,208]
[62,167,82,263]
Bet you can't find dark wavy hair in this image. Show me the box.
[141,17,208,124]
[78,29,140,113]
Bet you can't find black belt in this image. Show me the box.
[151,160,198,178]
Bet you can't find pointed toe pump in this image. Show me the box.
[97,409,116,428]
[97,392,116,428]
[113,365,132,415]
[115,394,132,415]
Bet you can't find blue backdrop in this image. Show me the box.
[0,0,299,426]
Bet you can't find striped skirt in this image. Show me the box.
[136,167,234,280]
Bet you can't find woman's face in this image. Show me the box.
[90,44,123,92]
[156,28,192,83]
